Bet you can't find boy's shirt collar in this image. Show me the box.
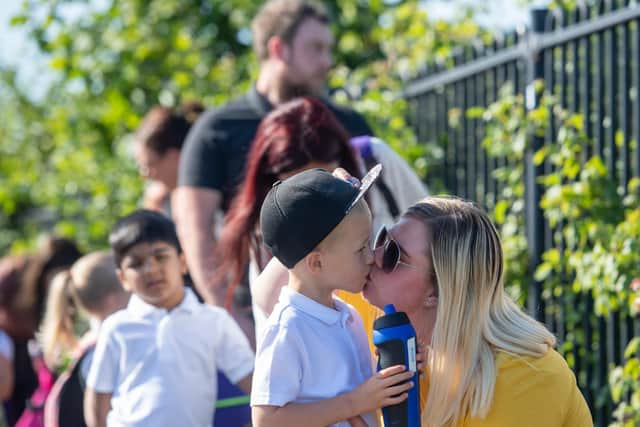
[127,287,199,318]
[279,286,353,326]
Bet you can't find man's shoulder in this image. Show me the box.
[324,99,372,136]
[198,92,262,127]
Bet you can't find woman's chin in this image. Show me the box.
[362,285,383,310]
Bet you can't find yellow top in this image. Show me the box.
[336,291,381,353]
[421,349,593,427]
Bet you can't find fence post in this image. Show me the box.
[525,7,549,321]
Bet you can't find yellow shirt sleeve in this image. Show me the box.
[421,349,592,427]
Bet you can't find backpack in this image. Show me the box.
[349,136,401,218]
[14,350,55,427]
[44,343,95,427]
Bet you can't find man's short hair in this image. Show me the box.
[251,0,330,61]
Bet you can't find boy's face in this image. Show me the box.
[116,241,186,311]
[317,202,374,294]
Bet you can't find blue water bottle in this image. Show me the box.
[372,304,420,427]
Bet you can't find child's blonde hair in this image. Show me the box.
[38,251,127,369]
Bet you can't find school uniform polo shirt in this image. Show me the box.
[86,288,254,427]
[251,287,377,427]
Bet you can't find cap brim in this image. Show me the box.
[346,163,382,214]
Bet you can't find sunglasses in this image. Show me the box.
[374,225,417,274]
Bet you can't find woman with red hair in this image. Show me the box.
[215,97,363,334]
[218,96,429,345]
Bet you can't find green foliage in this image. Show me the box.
[1,0,484,254]
[610,338,640,427]
[465,83,640,423]
[470,84,534,304]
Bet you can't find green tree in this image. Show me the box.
[1,0,484,254]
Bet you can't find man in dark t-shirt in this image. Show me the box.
[180,86,372,212]
[174,0,373,306]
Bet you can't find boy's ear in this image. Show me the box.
[116,268,133,292]
[304,251,323,275]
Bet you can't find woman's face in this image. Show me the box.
[134,143,180,190]
[363,216,436,314]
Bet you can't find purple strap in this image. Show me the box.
[349,135,374,160]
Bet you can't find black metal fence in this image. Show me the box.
[404,2,640,425]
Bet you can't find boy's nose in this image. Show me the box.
[141,258,157,274]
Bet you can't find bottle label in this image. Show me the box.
[407,337,417,372]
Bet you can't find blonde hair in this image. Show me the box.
[39,251,127,369]
[406,197,556,427]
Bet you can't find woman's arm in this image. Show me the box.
[252,365,413,427]
[84,388,111,427]
[236,372,252,394]
[252,257,289,317]
[0,353,13,400]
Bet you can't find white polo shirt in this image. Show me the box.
[251,287,377,427]
[86,288,254,427]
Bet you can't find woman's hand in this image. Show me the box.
[416,340,428,374]
[332,168,361,187]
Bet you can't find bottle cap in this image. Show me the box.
[384,304,396,314]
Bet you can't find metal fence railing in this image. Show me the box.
[404,2,640,425]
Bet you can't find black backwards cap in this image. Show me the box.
[260,165,382,268]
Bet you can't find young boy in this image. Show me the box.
[251,167,414,427]
[84,210,254,427]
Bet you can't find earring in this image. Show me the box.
[425,296,438,307]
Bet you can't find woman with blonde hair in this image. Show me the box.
[361,196,592,426]
[39,251,129,426]
[39,251,129,372]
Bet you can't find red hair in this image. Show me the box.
[216,97,362,302]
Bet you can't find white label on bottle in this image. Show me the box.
[407,337,417,372]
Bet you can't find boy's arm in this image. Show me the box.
[84,388,111,427]
[252,365,413,427]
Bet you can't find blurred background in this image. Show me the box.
[1,1,640,426]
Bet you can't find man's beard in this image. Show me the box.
[279,73,326,102]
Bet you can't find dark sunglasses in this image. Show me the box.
[374,225,416,274]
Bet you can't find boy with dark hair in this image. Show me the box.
[84,210,254,427]
[251,168,414,427]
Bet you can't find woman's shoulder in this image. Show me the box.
[497,347,570,374]
[484,348,592,427]
[495,348,576,393]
